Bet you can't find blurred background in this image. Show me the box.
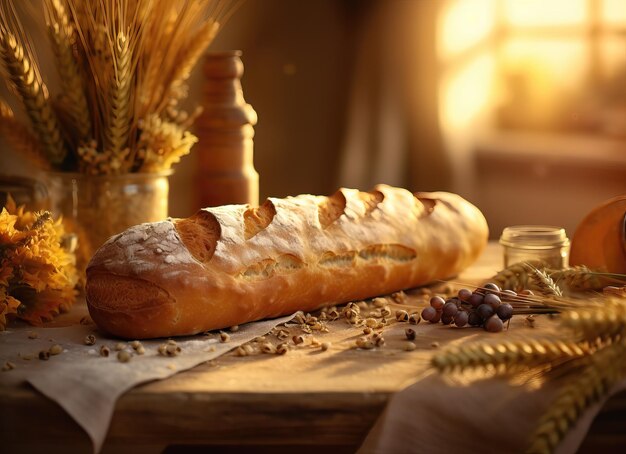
[2,0,626,238]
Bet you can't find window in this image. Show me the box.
[438,0,626,137]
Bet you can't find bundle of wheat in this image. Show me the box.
[0,0,240,174]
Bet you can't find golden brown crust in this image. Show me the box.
[86,184,489,339]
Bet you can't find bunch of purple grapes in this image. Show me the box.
[420,283,514,332]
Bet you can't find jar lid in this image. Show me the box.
[499,225,570,249]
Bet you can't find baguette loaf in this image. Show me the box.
[86,184,488,339]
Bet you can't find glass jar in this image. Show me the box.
[0,175,49,211]
[46,172,171,275]
[499,225,570,269]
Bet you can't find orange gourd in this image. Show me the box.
[569,195,626,273]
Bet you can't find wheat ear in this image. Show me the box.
[432,338,590,373]
[529,266,563,297]
[45,0,91,142]
[106,32,132,156]
[0,99,49,169]
[162,20,219,106]
[551,266,626,291]
[490,260,545,292]
[560,300,626,342]
[0,33,66,164]
[527,338,626,454]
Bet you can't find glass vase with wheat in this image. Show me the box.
[0,0,237,275]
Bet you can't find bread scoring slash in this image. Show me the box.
[86,184,489,339]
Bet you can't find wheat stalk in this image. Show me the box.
[560,299,626,342]
[490,261,545,292]
[551,266,626,291]
[529,266,563,297]
[432,338,591,373]
[161,19,219,108]
[106,32,132,156]
[526,337,626,454]
[1,0,237,173]
[44,0,91,143]
[0,99,49,169]
[0,29,66,165]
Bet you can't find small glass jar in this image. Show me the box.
[46,171,171,276]
[499,225,570,269]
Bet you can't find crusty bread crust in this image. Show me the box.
[86,185,488,339]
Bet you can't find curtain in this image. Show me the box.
[339,0,452,192]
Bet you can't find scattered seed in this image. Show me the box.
[415,287,432,296]
[357,301,369,310]
[301,325,312,334]
[375,337,385,347]
[135,345,145,355]
[117,350,131,363]
[219,331,231,343]
[2,361,15,371]
[404,342,417,351]
[38,350,50,361]
[363,326,373,335]
[318,312,327,321]
[80,316,92,325]
[84,334,97,346]
[294,312,306,324]
[237,344,255,356]
[292,335,305,345]
[311,322,324,331]
[261,342,276,354]
[357,339,376,350]
[130,340,142,350]
[276,343,289,355]
[49,344,63,355]
[525,314,536,328]
[373,297,387,308]
[431,341,440,348]
[167,339,177,345]
[28,331,39,339]
[391,291,407,303]
[100,346,110,357]
[395,310,409,322]
[345,309,359,320]
[365,318,378,328]
[327,309,340,320]
[381,307,392,318]
[375,322,386,330]
[114,342,126,351]
[320,342,331,352]
[305,315,319,325]
[408,313,421,325]
[230,325,240,332]
[310,337,321,347]
[165,344,181,356]
[21,353,34,361]
[276,329,289,340]
[405,328,416,340]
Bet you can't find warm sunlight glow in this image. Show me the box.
[602,37,626,79]
[441,55,495,129]
[502,38,587,93]
[438,0,495,59]
[503,0,587,27]
[602,0,626,26]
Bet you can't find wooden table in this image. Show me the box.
[2,243,626,454]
